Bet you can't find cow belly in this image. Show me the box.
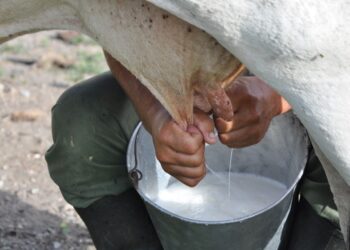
[0,0,244,128]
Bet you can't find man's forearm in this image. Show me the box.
[104,52,166,133]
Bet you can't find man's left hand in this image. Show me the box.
[216,76,291,148]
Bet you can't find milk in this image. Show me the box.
[152,173,287,221]
[228,148,233,199]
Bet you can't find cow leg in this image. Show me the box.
[311,138,350,249]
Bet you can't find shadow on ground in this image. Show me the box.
[0,191,93,250]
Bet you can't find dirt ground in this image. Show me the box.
[0,31,109,250]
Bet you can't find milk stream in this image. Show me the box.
[152,173,287,221]
[228,148,233,199]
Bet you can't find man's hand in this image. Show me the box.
[150,109,215,187]
[216,76,292,148]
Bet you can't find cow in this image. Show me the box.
[0,0,349,247]
[148,1,350,246]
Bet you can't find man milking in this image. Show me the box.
[45,52,345,249]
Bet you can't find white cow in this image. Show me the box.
[0,0,349,247]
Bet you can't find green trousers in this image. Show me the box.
[46,72,139,208]
[45,72,345,249]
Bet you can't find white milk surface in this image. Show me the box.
[152,173,287,221]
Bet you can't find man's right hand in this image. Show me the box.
[149,108,216,187]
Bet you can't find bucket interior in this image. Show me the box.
[127,112,309,223]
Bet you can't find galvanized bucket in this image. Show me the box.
[127,112,309,250]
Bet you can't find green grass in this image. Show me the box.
[0,43,25,54]
[70,34,97,46]
[0,67,4,78]
[67,51,107,82]
[40,37,50,48]
[60,222,70,235]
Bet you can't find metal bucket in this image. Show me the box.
[127,112,309,250]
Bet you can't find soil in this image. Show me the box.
[0,31,109,250]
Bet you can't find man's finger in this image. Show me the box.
[219,124,266,148]
[157,144,205,167]
[175,175,205,187]
[215,113,258,133]
[192,111,216,144]
[162,163,206,180]
[163,121,203,154]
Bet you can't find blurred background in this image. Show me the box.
[0,30,109,249]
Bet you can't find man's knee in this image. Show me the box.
[46,72,139,208]
[50,72,140,158]
[52,72,138,140]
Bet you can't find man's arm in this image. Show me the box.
[104,52,215,186]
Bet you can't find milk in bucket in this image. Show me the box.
[152,172,287,221]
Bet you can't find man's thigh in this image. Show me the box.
[45,72,139,208]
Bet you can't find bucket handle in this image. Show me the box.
[129,130,143,187]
